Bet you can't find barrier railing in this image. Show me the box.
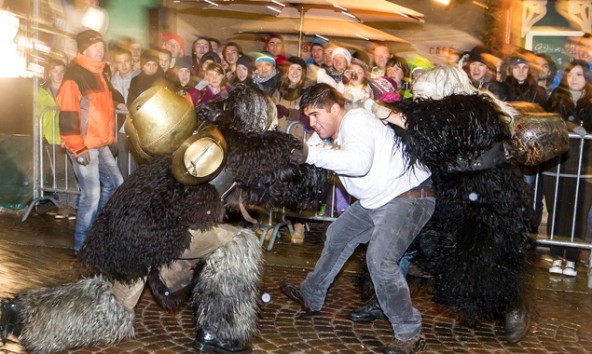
[257,122,352,250]
[535,132,592,269]
[22,107,77,221]
[21,108,128,221]
[20,110,592,268]
[262,123,592,270]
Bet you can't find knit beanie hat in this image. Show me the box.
[175,55,193,70]
[76,30,104,53]
[199,51,222,67]
[236,55,256,71]
[331,47,352,65]
[508,53,529,67]
[255,52,276,66]
[465,46,497,70]
[162,31,185,56]
[140,50,159,67]
[288,56,307,70]
[370,77,401,103]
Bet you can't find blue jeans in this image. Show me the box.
[69,146,123,251]
[300,195,435,340]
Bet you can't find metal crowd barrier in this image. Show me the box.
[261,124,592,270]
[534,132,592,269]
[21,108,129,222]
[21,109,592,268]
[257,121,352,250]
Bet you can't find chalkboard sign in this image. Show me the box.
[525,29,583,70]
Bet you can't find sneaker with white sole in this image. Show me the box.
[67,207,77,221]
[549,259,563,274]
[562,261,577,277]
[54,206,68,219]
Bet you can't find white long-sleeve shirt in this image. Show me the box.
[306,108,431,209]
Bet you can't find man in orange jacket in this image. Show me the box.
[58,29,124,254]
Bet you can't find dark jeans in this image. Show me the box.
[544,173,592,262]
[300,195,435,340]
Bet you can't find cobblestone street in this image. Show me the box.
[0,211,590,354]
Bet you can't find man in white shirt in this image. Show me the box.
[281,83,434,354]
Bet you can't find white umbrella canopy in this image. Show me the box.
[168,0,420,55]
[167,0,424,23]
[230,16,410,43]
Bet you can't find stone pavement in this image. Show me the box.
[0,210,591,354]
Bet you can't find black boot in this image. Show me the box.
[0,297,21,345]
[194,328,248,354]
[504,302,530,343]
[346,296,387,323]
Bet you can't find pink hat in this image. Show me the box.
[371,77,401,103]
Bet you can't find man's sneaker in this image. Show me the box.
[279,281,319,315]
[562,261,577,277]
[549,259,563,274]
[54,206,68,219]
[0,298,21,345]
[67,207,77,221]
[383,333,426,354]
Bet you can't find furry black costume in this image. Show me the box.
[0,85,325,354]
[81,128,324,283]
[397,93,532,323]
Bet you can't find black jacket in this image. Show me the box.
[544,86,592,172]
[505,76,547,107]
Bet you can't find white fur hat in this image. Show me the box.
[331,47,351,65]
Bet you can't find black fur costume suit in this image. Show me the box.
[1,85,325,354]
[396,93,532,324]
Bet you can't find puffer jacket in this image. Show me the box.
[58,53,115,157]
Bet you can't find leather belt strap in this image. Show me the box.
[397,187,435,199]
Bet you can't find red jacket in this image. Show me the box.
[58,54,115,157]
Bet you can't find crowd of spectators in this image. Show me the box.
[39,28,592,275]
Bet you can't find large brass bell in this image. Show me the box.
[508,102,569,166]
[171,126,227,185]
[125,85,197,160]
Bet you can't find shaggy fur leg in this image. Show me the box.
[14,276,134,354]
[193,228,263,346]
